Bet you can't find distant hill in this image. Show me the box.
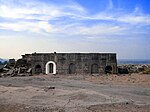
[118,59,150,65]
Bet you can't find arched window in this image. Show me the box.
[45,61,56,74]
[105,66,112,73]
[69,63,76,74]
[35,65,42,74]
[91,64,98,74]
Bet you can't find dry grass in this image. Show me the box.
[143,69,150,74]
[85,73,150,87]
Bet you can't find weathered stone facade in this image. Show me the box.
[21,52,117,74]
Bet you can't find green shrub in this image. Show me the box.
[143,69,150,74]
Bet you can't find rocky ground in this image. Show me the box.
[0,74,150,112]
[85,73,150,87]
[0,103,150,112]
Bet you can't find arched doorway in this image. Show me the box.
[35,65,42,74]
[45,61,56,74]
[91,64,98,74]
[105,65,112,73]
[69,63,76,74]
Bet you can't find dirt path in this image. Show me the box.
[0,74,150,112]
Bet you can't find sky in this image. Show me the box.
[0,0,150,59]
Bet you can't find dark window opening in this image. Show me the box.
[91,64,98,74]
[105,66,112,74]
[69,63,76,74]
[49,63,53,73]
[35,65,42,74]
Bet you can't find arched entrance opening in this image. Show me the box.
[105,65,112,74]
[46,61,56,74]
[69,63,76,74]
[91,64,98,74]
[35,65,42,74]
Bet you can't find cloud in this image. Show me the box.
[117,15,150,25]
[0,21,53,33]
[0,0,86,20]
[63,25,126,37]
[0,0,150,40]
[0,0,150,59]
[0,0,88,34]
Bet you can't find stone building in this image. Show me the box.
[21,52,117,74]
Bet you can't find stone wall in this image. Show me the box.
[22,52,117,74]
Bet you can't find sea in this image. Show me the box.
[117,59,150,65]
